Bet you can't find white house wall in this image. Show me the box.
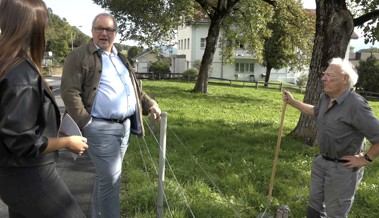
[137,62,149,73]
[177,25,192,63]
[176,22,316,84]
[171,55,187,74]
[134,52,162,73]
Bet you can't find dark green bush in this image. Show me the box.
[149,60,171,80]
[356,55,379,92]
[182,68,198,81]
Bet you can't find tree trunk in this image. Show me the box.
[264,64,272,87]
[292,0,354,145]
[193,16,223,93]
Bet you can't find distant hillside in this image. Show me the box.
[160,45,177,56]
[357,47,379,53]
[46,8,90,64]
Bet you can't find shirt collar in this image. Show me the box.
[327,88,352,105]
[92,41,118,56]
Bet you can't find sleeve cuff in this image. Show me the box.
[38,137,49,153]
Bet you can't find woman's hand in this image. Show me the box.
[66,136,88,155]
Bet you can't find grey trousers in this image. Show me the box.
[308,154,364,218]
[82,118,130,218]
[0,163,85,218]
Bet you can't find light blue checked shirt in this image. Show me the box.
[91,44,136,119]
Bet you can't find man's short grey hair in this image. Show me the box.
[92,13,118,31]
[328,57,358,88]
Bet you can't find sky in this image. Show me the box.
[43,0,129,44]
[44,0,377,51]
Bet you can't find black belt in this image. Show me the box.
[93,117,129,124]
[321,154,349,163]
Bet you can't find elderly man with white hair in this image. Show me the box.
[283,57,379,218]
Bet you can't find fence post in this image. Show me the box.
[279,82,283,92]
[156,112,167,218]
[255,81,259,89]
[276,205,290,218]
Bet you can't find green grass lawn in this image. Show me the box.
[121,80,379,218]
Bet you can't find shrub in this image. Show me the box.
[149,60,171,80]
[296,73,308,93]
[182,68,198,81]
[356,55,379,92]
[192,59,201,70]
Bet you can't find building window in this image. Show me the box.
[249,63,254,72]
[187,38,190,50]
[184,39,187,49]
[200,38,206,49]
[235,62,254,73]
[236,41,244,49]
[240,63,245,72]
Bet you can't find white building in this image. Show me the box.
[132,50,161,73]
[174,20,301,83]
[173,12,358,84]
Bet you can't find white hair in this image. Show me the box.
[328,57,358,88]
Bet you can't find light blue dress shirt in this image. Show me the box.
[91,45,137,119]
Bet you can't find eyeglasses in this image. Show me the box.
[93,27,116,34]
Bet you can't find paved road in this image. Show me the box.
[0,76,95,217]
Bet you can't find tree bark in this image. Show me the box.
[292,0,353,145]
[193,0,245,93]
[264,64,272,87]
[193,16,223,93]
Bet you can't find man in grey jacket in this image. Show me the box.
[61,13,161,218]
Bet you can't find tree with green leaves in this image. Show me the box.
[46,8,90,64]
[191,0,275,93]
[46,9,71,63]
[127,46,144,63]
[356,55,379,93]
[261,0,314,87]
[293,0,379,142]
[92,0,276,93]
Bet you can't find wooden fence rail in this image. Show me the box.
[356,90,379,101]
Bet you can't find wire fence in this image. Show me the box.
[132,113,243,218]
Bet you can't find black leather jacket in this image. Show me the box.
[0,60,60,167]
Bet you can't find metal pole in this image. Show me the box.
[156,112,167,218]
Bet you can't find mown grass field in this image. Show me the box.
[121,80,379,218]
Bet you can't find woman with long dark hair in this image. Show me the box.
[0,0,88,217]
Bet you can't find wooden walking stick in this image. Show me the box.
[268,101,287,201]
[257,101,287,218]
